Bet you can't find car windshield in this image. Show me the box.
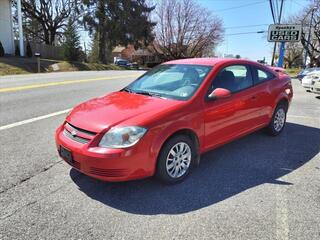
[125,64,212,100]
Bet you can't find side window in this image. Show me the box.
[254,68,275,84]
[211,65,253,93]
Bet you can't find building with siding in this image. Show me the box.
[0,0,24,56]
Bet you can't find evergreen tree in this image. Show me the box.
[88,32,100,63]
[0,41,4,57]
[82,0,155,63]
[63,19,81,61]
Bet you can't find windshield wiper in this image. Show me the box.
[122,87,133,93]
[133,90,162,98]
[122,88,163,98]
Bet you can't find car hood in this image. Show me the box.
[66,91,183,133]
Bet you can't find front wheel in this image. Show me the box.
[266,103,287,136]
[156,135,196,184]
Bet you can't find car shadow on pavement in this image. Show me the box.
[70,122,320,215]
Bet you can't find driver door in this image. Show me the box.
[203,64,257,150]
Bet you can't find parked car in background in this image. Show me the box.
[115,59,130,67]
[311,80,320,95]
[115,59,139,69]
[297,67,320,80]
[310,73,320,95]
[301,72,320,92]
[56,58,293,184]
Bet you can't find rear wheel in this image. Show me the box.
[266,103,287,136]
[156,135,196,184]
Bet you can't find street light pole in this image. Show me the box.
[303,7,317,67]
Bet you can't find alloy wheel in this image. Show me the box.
[274,108,286,132]
[165,142,192,178]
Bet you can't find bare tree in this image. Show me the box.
[152,0,224,60]
[284,42,303,68]
[298,0,320,66]
[21,0,80,45]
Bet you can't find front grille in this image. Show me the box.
[89,167,128,177]
[63,122,97,144]
[63,129,89,144]
[66,123,96,136]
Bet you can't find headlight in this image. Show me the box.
[99,126,147,148]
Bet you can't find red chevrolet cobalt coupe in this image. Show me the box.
[56,58,293,184]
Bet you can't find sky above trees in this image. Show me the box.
[198,0,310,62]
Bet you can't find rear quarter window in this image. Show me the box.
[253,67,276,85]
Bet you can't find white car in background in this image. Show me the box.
[311,80,320,95]
[301,71,320,91]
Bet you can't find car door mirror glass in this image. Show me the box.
[208,88,231,100]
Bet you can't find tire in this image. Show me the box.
[266,103,287,136]
[156,134,196,184]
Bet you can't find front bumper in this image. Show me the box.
[55,124,156,182]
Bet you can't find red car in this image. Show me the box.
[55,58,293,184]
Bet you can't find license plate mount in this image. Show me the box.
[59,145,73,163]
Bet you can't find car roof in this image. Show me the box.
[164,58,258,66]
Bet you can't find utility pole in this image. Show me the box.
[269,0,276,66]
[277,0,285,68]
[303,7,317,67]
[17,0,25,56]
[270,0,285,67]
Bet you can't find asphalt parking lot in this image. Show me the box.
[0,71,319,240]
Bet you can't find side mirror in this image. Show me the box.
[208,88,231,100]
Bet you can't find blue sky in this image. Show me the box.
[197,0,309,63]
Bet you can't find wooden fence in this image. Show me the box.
[14,40,64,60]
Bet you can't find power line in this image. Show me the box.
[278,0,285,22]
[226,30,267,36]
[214,0,267,12]
[225,24,269,29]
[269,0,276,23]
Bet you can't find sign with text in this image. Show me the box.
[268,24,302,42]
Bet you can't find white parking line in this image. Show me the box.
[0,109,71,131]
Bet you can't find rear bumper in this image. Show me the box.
[55,125,156,182]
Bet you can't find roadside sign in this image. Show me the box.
[267,24,302,42]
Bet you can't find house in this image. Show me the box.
[0,0,24,56]
[112,44,159,65]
